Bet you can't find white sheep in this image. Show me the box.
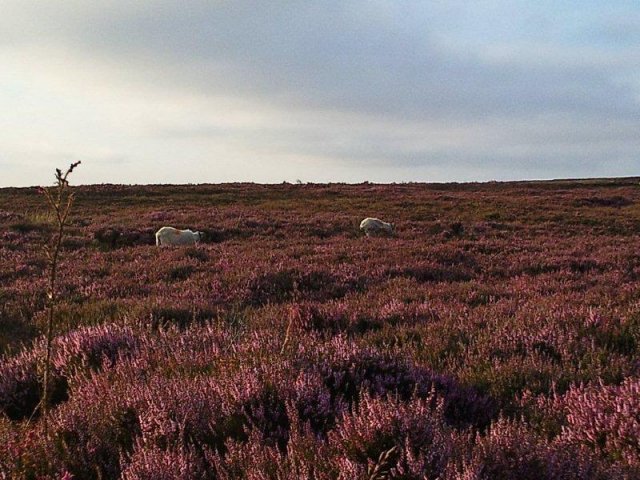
[360,217,395,237]
[155,226,204,246]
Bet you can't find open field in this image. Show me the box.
[1,179,640,479]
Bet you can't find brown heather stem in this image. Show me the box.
[37,161,80,434]
[280,285,300,355]
[280,312,294,355]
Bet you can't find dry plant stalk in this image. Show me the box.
[37,161,81,432]
[280,281,301,355]
[280,307,296,355]
[280,285,301,355]
[367,446,399,480]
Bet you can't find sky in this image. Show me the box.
[1,0,639,187]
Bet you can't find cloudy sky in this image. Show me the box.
[1,1,639,186]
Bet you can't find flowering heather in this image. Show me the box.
[1,180,640,478]
[554,378,640,467]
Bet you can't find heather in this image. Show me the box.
[1,180,640,479]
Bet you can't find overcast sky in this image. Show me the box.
[1,1,639,186]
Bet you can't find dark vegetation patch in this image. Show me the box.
[9,221,52,234]
[397,263,473,283]
[247,269,366,306]
[199,227,250,243]
[114,228,155,247]
[573,196,633,208]
[166,264,196,281]
[150,307,217,329]
[183,246,209,261]
[93,226,155,248]
[61,236,88,251]
[93,227,121,248]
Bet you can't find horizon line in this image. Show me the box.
[2,175,639,190]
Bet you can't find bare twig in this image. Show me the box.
[35,161,80,433]
[280,307,296,355]
[280,284,300,355]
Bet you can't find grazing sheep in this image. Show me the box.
[360,217,395,237]
[155,227,204,246]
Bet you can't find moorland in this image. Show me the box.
[1,179,640,479]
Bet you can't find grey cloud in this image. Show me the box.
[152,110,640,176]
[91,4,640,120]
[583,13,640,45]
[4,1,638,121]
